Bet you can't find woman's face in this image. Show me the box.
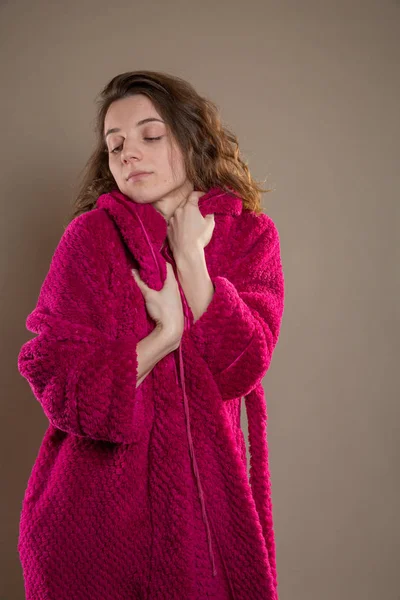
[104,94,193,216]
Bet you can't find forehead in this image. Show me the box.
[104,94,163,131]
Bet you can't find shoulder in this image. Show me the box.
[59,207,121,257]
[64,207,117,243]
[233,209,281,252]
[44,209,124,284]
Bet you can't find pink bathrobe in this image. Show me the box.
[17,185,285,600]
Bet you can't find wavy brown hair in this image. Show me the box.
[69,70,274,222]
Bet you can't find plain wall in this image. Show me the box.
[1,0,399,598]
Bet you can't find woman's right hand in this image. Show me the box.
[131,263,184,346]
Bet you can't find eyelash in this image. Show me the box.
[109,136,163,154]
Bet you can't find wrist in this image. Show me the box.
[175,247,206,273]
[154,324,181,350]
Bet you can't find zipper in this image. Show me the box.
[161,239,220,583]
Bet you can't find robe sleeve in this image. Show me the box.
[17,212,143,444]
[187,216,285,400]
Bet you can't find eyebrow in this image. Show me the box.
[104,117,164,140]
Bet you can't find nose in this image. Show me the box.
[121,142,142,163]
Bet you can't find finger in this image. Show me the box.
[165,262,175,275]
[189,191,205,205]
[165,262,177,282]
[186,194,199,207]
[204,214,215,229]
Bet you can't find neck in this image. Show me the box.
[152,181,195,223]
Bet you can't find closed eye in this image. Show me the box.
[110,136,163,154]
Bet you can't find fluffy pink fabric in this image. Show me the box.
[17,185,285,599]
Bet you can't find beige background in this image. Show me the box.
[1,0,399,598]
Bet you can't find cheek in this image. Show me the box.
[109,161,121,182]
[162,148,186,181]
[108,160,115,176]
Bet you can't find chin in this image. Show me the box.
[119,179,188,204]
[119,186,156,203]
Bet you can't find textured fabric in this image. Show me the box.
[17,185,285,599]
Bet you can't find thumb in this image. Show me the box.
[131,268,147,292]
[205,213,215,228]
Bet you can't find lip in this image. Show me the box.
[126,171,152,181]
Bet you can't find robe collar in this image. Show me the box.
[95,185,242,265]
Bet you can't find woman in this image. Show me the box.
[17,70,285,600]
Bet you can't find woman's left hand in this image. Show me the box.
[167,190,215,259]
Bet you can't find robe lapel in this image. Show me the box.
[95,185,243,289]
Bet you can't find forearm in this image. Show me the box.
[136,326,179,387]
[176,249,214,322]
